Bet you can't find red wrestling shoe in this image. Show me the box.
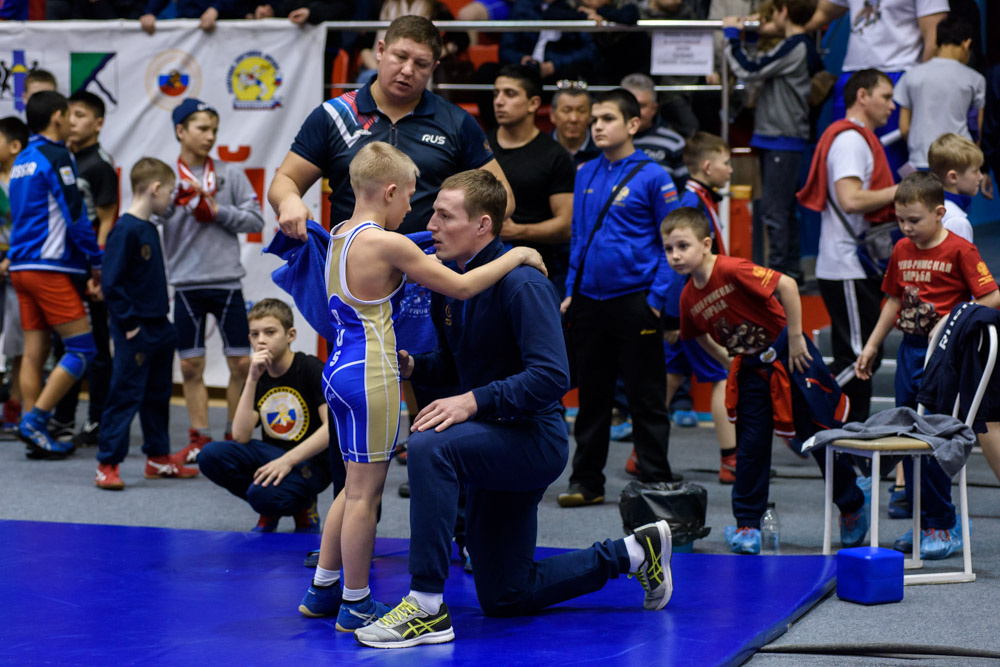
[95,462,125,490]
[145,455,200,479]
[625,447,640,476]
[719,453,737,485]
[175,428,211,463]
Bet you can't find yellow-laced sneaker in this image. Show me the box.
[629,520,673,611]
[354,596,455,649]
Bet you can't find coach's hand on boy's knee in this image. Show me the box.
[788,333,813,374]
[411,393,478,433]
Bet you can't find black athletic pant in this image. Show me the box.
[570,291,672,494]
[818,277,884,423]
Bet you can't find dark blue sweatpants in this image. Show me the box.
[896,336,955,530]
[407,412,630,617]
[97,319,176,466]
[733,365,864,528]
[198,439,331,516]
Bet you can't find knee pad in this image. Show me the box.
[58,332,98,380]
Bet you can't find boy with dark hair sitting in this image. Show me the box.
[197,298,331,533]
[855,171,999,559]
[663,206,870,555]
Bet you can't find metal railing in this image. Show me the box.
[321,19,733,141]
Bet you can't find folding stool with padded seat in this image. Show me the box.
[819,321,998,585]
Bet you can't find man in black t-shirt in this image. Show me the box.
[51,90,117,446]
[490,65,576,296]
[198,299,332,533]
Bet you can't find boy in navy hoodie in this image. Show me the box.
[558,88,678,508]
[95,158,198,490]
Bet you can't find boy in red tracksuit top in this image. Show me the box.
[856,171,1000,560]
[663,206,869,555]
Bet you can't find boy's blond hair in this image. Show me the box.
[927,133,984,182]
[894,171,945,209]
[661,206,712,242]
[349,141,421,197]
[130,157,175,194]
[682,131,730,174]
[248,298,295,332]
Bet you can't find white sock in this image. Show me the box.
[342,585,370,603]
[408,590,443,615]
[313,566,340,587]
[624,535,646,573]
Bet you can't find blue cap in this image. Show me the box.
[172,98,216,126]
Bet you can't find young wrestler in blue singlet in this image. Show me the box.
[297,141,546,633]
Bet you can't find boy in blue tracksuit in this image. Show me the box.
[8,91,102,458]
[95,158,199,490]
[557,88,678,508]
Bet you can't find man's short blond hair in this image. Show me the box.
[130,157,175,193]
[928,133,984,181]
[349,141,420,197]
[440,169,507,236]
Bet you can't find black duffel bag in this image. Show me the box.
[619,481,711,547]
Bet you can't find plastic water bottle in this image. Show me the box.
[761,503,780,554]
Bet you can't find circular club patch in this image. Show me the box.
[258,386,309,442]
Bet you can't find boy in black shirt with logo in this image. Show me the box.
[198,298,331,533]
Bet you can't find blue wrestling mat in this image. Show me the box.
[0,520,835,665]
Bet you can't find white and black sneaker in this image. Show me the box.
[48,418,75,441]
[630,520,673,611]
[74,420,100,447]
[354,596,454,649]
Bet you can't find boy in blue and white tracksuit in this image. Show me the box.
[558,89,679,507]
[8,91,102,458]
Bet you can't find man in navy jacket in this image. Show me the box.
[354,170,674,649]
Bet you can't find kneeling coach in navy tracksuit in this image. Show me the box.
[353,170,674,650]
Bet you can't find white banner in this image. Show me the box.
[0,20,326,387]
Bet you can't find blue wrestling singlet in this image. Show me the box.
[323,221,406,463]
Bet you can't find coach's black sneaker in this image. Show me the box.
[354,596,454,649]
[557,483,604,508]
[74,420,100,447]
[630,520,673,611]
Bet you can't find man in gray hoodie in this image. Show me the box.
[158,98,265,463]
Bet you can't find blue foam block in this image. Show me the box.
[837,546,904,605]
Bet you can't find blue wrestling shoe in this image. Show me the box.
[299,581,343,617]
[725,526,761,555]
[894,518,966,559]
[888,485,911,519]
[252,515,280,533]
[609,420,633,441]
[840,476,871,548]
[293,499,321,534]
[671,409,699,428]
[18,412,74,459]
[335,594,392,632]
